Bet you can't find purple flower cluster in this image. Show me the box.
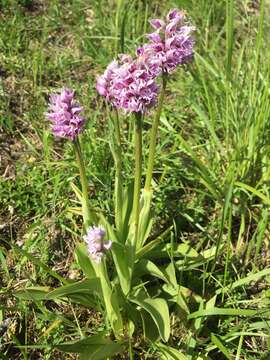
[96,55,159,114]
[84,226,112,263]
[96,9,195,112]
[46,88,85,141]
[138,9,195,73]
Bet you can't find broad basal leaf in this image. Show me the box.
[111,242,132,295]
[129,296,170,342]
[45,278,101,300]
[156,343,188,360]
[56,333,125,360]
[14,279,102,308]
[14,287,50,301]
[141,310,160,342]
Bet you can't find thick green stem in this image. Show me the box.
[144,74,167,191]
[133,112,143,248]
[113,110,123,230]
[73,139,94,228]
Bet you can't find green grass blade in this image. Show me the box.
[211,333,233,360]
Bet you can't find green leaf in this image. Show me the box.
[235,181,270,205]
[136,226,173,259]
[45,278,101,300]
[216,268,270,295]
[162,284,191,315]
[176,134,221,201]
[14,287,50,301]
[192,103,223,151]
[94,261,124,335]
[141,310,160,342]
[137,189,154,249]
[188,307,267,319]
[79,344,124,360]
[136,238,163,258]
[75,242,96,279]
[66,294,99,308]
[111,242,132,295]
[57,336,110,352]
[68,206,82,217]
[175,245,218,271]
[192,301,203,336]
[196,355,214,360]
[163,262,177,286]
[211,334,233,360]
[14,279,102,308]
[157,343,188,360]
[109,286,124,334]
[211,179,234,274]
[134,259,169,284]
[225,0,234,77]
[70,181,83,202]
[129,296,170,342]
[162,283,199,302]
[119,183,134,243]
[56,334,125,360]
[195,53,220,79]
[99,216,132,295]
[176,243,199,258]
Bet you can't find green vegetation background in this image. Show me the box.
[1,0,270,359]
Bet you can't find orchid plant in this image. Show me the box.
[16,9,195,359]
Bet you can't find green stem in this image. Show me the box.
[128,335,134,360]
[144,73,167,191]
[113,110,123,230]
[73,139,94,228]
[133,112,143,248]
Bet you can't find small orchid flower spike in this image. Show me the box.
[84,226,112,263]
[46,88,85,141]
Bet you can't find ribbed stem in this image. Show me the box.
[144,74,167,191]
[113,110,123,229]
[133,112,143,247]
[73,139,94,228]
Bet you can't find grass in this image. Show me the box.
[1,0,270,359]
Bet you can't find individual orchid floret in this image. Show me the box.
[46,88,85,141]
[96,55,159,114]
[138,8,195,74]
[84,225,112,263]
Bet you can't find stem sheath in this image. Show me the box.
[95,261,123,338]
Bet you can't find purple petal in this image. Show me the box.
[149,19,165,30]
[147,32,162,43]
